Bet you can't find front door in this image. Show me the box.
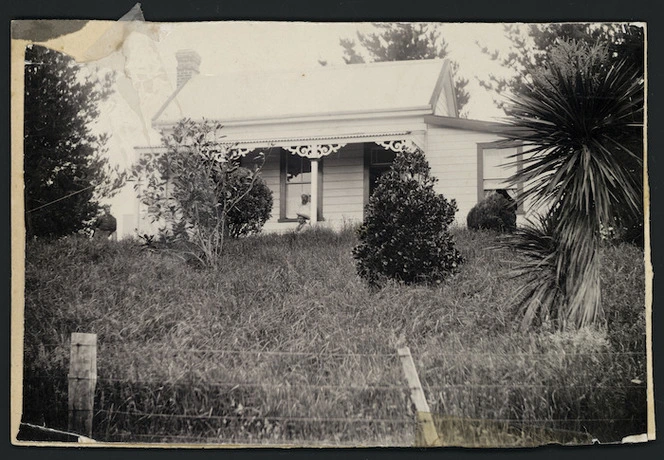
[364,145,396,210]
[369,147,396,196]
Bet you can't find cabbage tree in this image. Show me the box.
[503,40,644,329]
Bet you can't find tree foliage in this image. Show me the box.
[481,24,645,245]
[24,45,122,238]
[478,24,644,110]
[131,119,272,268]
[502,40,644,330]
[340,23,470,114]
[353,149,462,287]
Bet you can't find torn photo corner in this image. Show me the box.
[11,14,652,448]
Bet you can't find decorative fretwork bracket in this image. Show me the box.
[374,139,419,154]
[284,144,346,159]
[221,136,421,159]
[204,145,256,162]
[232,147,255,156]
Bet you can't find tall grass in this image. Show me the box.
[22,227,646,445]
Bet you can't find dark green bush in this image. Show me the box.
[225,167,273,238]
[353,149,462,286]
[467,192,517,232]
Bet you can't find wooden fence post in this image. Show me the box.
[398,346,442,447]
[68,333,97,438]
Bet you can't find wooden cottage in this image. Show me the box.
[124,50,526,238]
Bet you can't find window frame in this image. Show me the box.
[278,149,323,222]
[477,142,524,215]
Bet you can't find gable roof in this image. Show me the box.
[153,59,457,126]
[424,115,508,134]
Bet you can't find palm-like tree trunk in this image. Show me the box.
[502,40,644,330]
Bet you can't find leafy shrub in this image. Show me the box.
[131,119,271,268]
[467,192,517,232]
[226,167,273,238]
[353,149,462,286]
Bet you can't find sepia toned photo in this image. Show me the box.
[11,6,652,448]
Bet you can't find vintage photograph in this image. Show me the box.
[12,10,650,447]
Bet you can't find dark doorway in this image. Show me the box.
[368,148,396,196]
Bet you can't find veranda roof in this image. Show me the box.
[153,59,455,125]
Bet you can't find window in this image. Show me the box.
[280,150,323,221]
[478,144,524,214]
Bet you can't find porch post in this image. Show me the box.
[310,158,319,223]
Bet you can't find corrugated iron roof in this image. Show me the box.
[153,59,452,124]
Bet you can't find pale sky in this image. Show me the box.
[93,22,525,171]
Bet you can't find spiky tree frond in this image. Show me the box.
[506,212,563,329]
[502,40,644,329]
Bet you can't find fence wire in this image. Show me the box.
[96,409,414,424]
[22,341,648,445]
[97,377,409,391]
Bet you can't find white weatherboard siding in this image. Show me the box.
[426,125,502,224]
[321,144,365,226]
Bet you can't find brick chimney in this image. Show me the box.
[175,49,201,88]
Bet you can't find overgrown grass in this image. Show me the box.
[22,227,646,446]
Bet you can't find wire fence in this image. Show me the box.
[21,338,648,446]
[33,341,647,356]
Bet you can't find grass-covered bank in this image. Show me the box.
[22,228,646,445]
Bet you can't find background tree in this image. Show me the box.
[339,23,470,115]
[480,23,644,245]
[24,44,122,238]
[478,24,644,110]
[503,40,644,330]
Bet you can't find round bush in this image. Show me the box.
[225,167,273,238]
[353,149,462,287]
[467,192,517,232]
